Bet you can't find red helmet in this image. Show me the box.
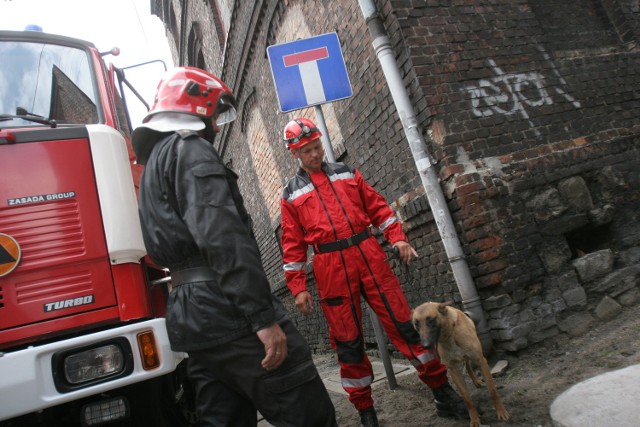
[144,66,236,127]
[283,118,322,151]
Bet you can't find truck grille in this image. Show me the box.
[0,195,116,333]
[0,199,85,268]
[14,269,93,305]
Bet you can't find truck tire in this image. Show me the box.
[126,361,198,426]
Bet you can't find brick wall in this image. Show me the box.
[153,0,640,355]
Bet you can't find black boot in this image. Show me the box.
[431,382,469,419]
[359,407,380,427]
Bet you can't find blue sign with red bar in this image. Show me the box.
[267,32,353,113]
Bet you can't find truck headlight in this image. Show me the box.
[64,344,124,384]
[52,337,134,392]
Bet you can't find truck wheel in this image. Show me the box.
[127,361,198,426]
[161,360,199,425]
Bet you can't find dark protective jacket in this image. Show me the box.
[138,130,287,351]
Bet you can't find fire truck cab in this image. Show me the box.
[0,29,195,426]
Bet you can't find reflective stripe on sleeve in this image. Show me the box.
[284,261,305,271]
[378,216,399,232]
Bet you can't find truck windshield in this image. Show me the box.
[0,40,98,128]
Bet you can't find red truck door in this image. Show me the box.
[0,128,118,344]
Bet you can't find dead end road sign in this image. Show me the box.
[267,32,353,113]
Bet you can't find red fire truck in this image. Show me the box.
[0,29,196,426]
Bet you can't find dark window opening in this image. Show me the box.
[188,24,205,69]
[565,222,613,258]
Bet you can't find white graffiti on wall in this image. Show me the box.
[465,59,581,133]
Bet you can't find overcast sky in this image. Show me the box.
[1,0,174,127]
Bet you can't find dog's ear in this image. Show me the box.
[410,309,419,329]
[437,302,449,314]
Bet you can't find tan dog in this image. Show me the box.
[412,302,509,427]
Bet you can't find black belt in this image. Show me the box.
[314,229,372,254]
[170,266,215,287]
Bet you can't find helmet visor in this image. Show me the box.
[216,106,237,126]
[215,96,237,126]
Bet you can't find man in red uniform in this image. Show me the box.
[280,118,467,427]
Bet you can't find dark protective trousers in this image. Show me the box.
[187,317,337,427]
[314,237,449,411]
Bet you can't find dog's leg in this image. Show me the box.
[475,356,510,421]
[448,366,481,427]
[465,359,484,388]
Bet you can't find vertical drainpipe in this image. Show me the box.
[357,0,492,353]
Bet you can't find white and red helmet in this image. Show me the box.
[133,67,237,164]
[282,117,322,151]
[144,66,236,127]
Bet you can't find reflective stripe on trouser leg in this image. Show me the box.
[338,355,375,411]
[415,356,449,389]
[320,296,376,411]
[375,289,449,388]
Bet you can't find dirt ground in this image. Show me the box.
[328,303,640,427]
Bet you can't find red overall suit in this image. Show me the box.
[281,161,449,411]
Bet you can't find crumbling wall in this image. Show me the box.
[154,0,640,355]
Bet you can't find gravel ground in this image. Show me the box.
[315,303,640,427]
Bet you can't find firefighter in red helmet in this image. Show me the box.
[280,117,468,427]
[132,68,337,427]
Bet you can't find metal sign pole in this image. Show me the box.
[369,309,397,390]
[313,105,335,163]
